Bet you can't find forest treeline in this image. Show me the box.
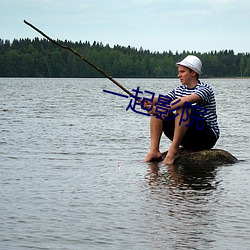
[0,38,250,78]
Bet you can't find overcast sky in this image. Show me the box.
[1,0,249,53]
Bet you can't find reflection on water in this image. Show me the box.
[144,162,220,249]
[147,162,219,191]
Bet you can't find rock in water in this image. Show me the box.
[162,148,238,166]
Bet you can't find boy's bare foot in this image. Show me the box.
[163,149,179,165]
[144,151,162,162]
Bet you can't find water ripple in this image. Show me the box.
[0,78,250,249]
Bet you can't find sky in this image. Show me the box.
[1,0,250,53]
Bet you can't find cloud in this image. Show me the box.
[198,0,250,10]
[79,3,89,10]
[133,0,168,5]
[206,0,237,4]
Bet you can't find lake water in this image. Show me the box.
[0,78,250,250]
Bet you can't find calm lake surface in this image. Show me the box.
[1,78,250,250]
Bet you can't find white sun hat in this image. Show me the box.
[176,55,202,75]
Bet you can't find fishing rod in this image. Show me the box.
[23,20,135,97]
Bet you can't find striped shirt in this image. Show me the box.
[166,80,220,139]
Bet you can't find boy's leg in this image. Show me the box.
[144,116,163,162]
[163,107,191,164]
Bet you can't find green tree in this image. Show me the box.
[244,56,250,76]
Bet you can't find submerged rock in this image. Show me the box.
[161,148,238,166]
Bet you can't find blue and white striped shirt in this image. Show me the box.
[166,80,220,139]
